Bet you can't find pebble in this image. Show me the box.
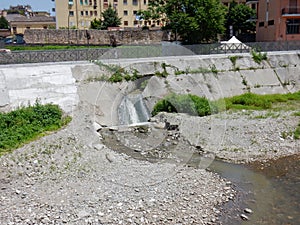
[240,214,249,220]
[244,208,253,214]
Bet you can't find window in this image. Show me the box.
[26,27,30,29]
[268,20,274,26]
[81,11,84,16]
[144,0,147,4]
[69,0,74,5]
[13,27,17,34]
[133,10,137,15]
[89,0,92,5]
[123,0,127,5]
[287,19,300,34]
[259,21,264,27]
[133,0,138,5]
[52,8,55,12]
[90,11,93,16]
[94,11,98,16]
[80,0,83,5]
[43,26,47,29]
[124,10,128,16]
[85,0,88,5]
[69,11,74,16]
[85,11,88,16]
[124,21,128,26]
[134,21,138,25]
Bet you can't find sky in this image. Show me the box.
[0,0,54,14]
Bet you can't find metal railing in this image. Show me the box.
[1,41,300,65]
[282,7,300,15]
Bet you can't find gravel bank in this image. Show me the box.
[155,110,300,163]
[0,103,234,225]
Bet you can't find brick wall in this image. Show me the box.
[24,29,169,45]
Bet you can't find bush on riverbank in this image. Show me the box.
[152,94,214,116]
[0,101,71,156]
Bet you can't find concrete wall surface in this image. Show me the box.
[0,51,299,126]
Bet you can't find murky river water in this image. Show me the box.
[212,154,300,225]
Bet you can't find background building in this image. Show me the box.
[255,0,300,41]
[54,0,149,29]
[2,5,55,35]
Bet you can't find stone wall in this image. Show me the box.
[24,29,168,45]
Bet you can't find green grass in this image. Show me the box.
[6,45,108,51]
[222,91,300,111]
[294,124,300,139]
[0,101,71,156]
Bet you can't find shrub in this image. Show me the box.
[0,101,70,155]
[251,49,267,64]
[152,93,213,117]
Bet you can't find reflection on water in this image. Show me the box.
[210,154,300,225]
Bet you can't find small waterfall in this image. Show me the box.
[118,94,150,125]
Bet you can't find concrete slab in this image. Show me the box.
[268,52,300,68]
[251,86,287,95]
[241,68,280,87]
[275,67,300,92]
[0,71,9,108]
[216,71,246,98]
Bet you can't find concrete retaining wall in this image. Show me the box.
[0,51,299,126]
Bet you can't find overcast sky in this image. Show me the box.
[0,0,54,14]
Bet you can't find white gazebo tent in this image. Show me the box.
[218,36,251,53]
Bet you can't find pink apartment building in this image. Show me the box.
[252,0,300,41]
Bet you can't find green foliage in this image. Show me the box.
[151,0,226,43]
[225,1,256,37]
[294,123,300,139]
[222,91,300,111]
[229,55,242,68]
[251,49,268,64]
[91,4,121,29]
[225,93,272,110]
[90,18,103,30]
[152,93,214,117]
[0,101,70,156]
[0,16,9,29]
[293,111,300,116]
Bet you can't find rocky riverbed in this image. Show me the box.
[0,103,235,225]
[0,102,299,224]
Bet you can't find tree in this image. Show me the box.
[137,2,162,28]
[91,4,121,30]
[147,0,226,43]
[225,1,256,37]
[0,16,9,29]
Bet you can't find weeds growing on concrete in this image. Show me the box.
[251,49,267,64]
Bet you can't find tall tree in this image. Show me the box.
[0,16,9,29]
[91,4,121,30]
[146,0,226,43]
[226,1,256,37]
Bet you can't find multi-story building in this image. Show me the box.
[54,0,150,29]
[2,5,56,35]
[253,0,300,41]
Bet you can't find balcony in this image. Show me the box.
[246,0,258,4]
[282,7,300,18]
